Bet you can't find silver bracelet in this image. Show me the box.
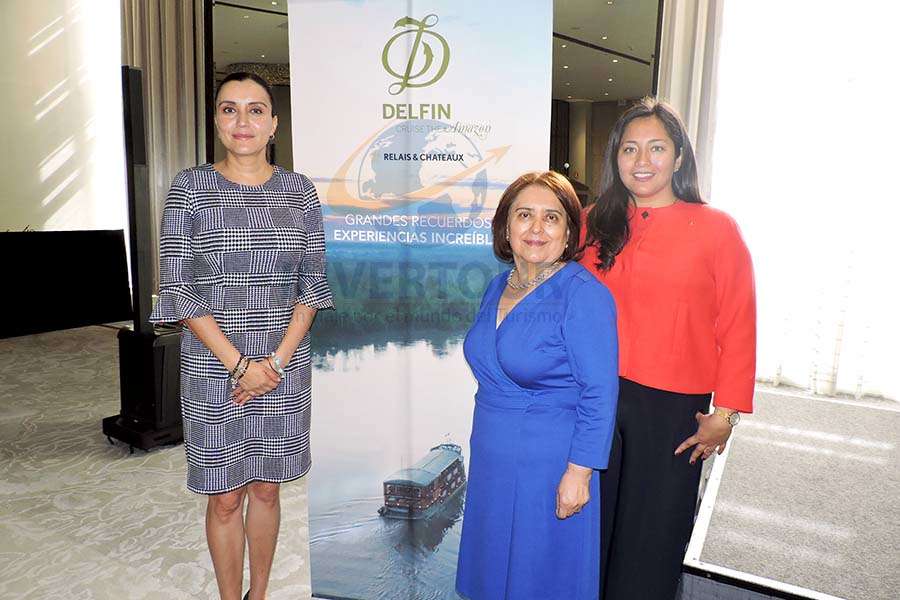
[268,352,286,377]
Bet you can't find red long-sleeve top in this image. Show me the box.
[579,201,756,412]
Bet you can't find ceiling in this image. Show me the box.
[552,0,659,102]
[213,1,290,67]
[213,0,660,101]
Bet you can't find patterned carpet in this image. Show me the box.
[0,326,312,599]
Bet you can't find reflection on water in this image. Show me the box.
[310,243,503,359]
[401,488,465,553]
[311,487,465,600]
[310,342,474,600]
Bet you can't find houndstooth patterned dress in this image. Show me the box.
[149,164,333,494]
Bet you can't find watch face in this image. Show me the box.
[729,412,741,426]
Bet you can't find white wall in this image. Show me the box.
[712,0,899,400]
[1,0,127,232]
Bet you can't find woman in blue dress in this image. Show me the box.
[456,171,619,600]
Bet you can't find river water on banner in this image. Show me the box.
[309,341,475,600]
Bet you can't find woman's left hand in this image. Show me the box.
[556,463,592,519]
[674,412,734,464]
[232,359,282,404]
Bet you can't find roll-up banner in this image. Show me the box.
[288,1,552,597]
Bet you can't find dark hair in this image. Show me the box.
[492,171,582,264]
[585,96,703,270]
[216,71,277,116]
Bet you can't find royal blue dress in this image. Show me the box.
[456,261,618,600]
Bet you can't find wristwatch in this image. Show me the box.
[713,408,741,427]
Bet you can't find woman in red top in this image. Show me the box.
[580,98,755,600]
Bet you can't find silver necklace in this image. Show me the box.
[507,261,561,290]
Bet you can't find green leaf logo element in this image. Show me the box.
[382,14,450,96]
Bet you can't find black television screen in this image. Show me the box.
[0,229,132,338]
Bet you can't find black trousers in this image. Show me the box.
[600,378,712,600]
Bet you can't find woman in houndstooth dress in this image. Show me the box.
[149,72,332,600]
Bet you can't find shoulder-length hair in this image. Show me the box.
[492,171,582,264]
[585,97,703,271]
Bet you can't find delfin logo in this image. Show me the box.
[381,14,450,95]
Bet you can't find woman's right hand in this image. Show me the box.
[556,463,592,519]
[232,360,281,405]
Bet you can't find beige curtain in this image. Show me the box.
[656,0,723,201]
[121,0,206,285]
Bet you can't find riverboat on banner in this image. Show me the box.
[378,443,467,520]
